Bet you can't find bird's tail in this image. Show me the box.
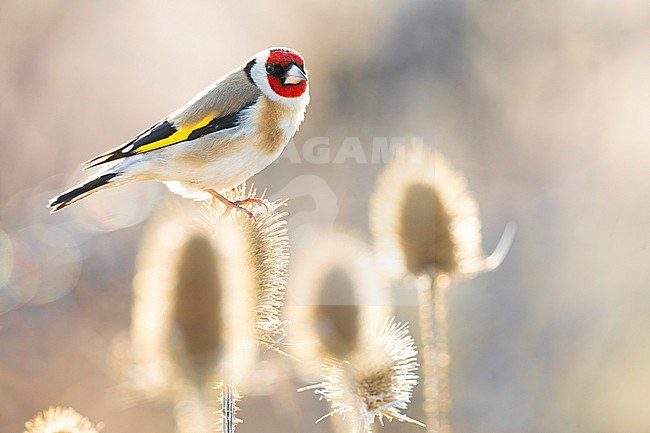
[48,172,119,213]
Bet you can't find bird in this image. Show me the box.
[48,47,310,217]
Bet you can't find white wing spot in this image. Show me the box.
[122,144,134,153]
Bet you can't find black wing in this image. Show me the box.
[84,101,255,169]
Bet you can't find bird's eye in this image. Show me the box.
[266,64,277,74]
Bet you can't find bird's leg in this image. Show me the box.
[206,189,255,219]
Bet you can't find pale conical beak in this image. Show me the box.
[284,64,308,85]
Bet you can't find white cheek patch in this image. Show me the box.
[250,50,279,101]
[250,49,310,106]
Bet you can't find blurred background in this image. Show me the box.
[1,0,649,432]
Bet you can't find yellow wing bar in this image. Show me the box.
[133,115,213,154]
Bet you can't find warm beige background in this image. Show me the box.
[1,1,648,432]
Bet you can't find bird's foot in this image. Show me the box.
[206,189,261,220]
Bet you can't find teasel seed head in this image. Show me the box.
[370,147,485,277]
[24,406,103,433]
[314,318,423,432]
[200,184,290,351]
[286,230,392,378]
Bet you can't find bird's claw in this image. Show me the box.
[233,197,270,213]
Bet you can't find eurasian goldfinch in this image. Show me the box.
[48,47,309,216]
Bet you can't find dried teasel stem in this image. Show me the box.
[217,357,243,433]
[418,271,452,433]
[434,277,452,433]
[417,274,440,433]
[221,381,237,433]
[219,368,239,433]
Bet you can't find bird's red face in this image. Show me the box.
[265,49,308,99]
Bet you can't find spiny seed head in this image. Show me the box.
[315,318,422,432]
[286,231,392,377]
[199,184,290,351]
[24,406,103,433]
[370,146,484,277]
